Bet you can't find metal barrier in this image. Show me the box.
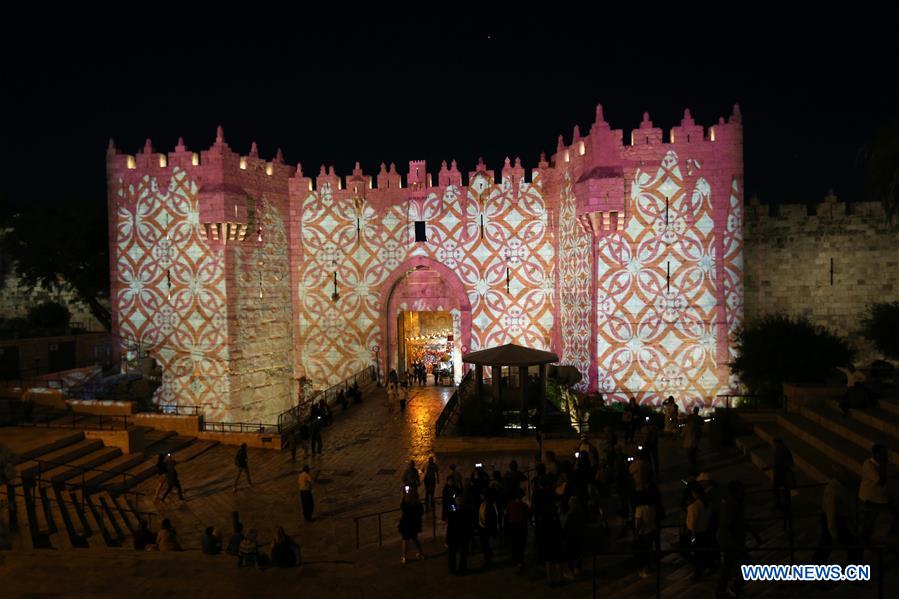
[435,370,472,437]
[353,498,441,550]
[276,365,377,438]
[202,421,274,434]
[21,413,131,430]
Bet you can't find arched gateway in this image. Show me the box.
[378,257,473,385]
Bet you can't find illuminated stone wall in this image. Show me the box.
[744,194,899,360]
[108,103,743,417]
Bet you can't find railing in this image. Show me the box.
[276,365,377,437]
[22,455,142,496]
[435,370,472,437]
[202,421,275,434]
[353,498,441,550]
[3,485,158,537]
[156,404,204,417]
[21,413,131,430]
[716,393,786,411]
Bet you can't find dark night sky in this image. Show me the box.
[2,4,897,209]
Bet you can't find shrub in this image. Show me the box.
[730,314,854,403]
[861,302,899,360]
[26,301,71,331]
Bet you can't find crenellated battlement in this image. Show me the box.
[744,192,890,231]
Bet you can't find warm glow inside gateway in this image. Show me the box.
[399,310,454,377]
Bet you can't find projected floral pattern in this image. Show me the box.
[113,168,230,417]
[593,151,720,408]
[298,174,556,387]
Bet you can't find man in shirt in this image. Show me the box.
[815,465,860,562]
[859,444,890,544]
[837,364,867,415]
[297,464,315,522]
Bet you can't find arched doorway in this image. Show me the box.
[378,257,472,385]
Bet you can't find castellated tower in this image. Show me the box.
[553,104,744,403]
[107,102,743,420]
[106,130,296,423]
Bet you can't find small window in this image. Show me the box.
[414,221,427,242]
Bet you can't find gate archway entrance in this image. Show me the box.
[378,257,472,385]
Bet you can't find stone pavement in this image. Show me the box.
[130,383,456,559]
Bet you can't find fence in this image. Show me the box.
[276,365,377,437]
[353,498,441,550]
[434,370,472,437]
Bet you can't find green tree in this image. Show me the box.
[26,301,71,330]
[860,118,899,226]
[730,314,854,403]
[861,302,899,360]
[0,195,110,330]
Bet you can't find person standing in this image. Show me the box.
[771,438,794,511]
[716,480,760,598]
[504,488,529,567]
[814,465,859,563]
[152,453,168,501]
[403,460,421,494]
[297,465,315,522]
[234,443,252,492]
[310,414,324,455]
[423,456,439,509]
[686,481,711,582]
[623,397,639,444]
[160,454,184,502]
[288,430,299,464]
[445,495,469,575]
[398,488,424,564]
[663,396,679,435]
[683,407,702,476]
[859,444,890,546]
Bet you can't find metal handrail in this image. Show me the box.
[276,365,377,436]
[353,497,442,550]
[21,413,131,430]
[20,455,142,484]
[435,370,472,437]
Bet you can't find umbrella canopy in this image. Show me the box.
[462,343,559,367]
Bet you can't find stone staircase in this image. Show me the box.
[736,396,899,485]
[4,427,217,551]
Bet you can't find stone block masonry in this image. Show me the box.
[744,192,899,359]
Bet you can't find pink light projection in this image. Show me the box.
[107,104,743,420]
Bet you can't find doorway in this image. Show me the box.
[397,310,455,385]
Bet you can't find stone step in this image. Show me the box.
[83,491,119,547]
[735,434,818,489]
[753,421,842,482]
[14,431,85,462]
[800,403,899,467]
[168,438,218,463]
[17,439,104,480]
[13,490,34,550]
[33,448,124,488]
[849,404,899,439]
[112,494,139,534]
[96,491,129,544]
[66,489,104,549]
[773,413,875,477]
[144,434,197,457]
[40,485,73,550]
[102,456,157,494]
[70,489,108,549]
[879,397,899,418]
[79,453,148,489]
[50,485,85,548]
[141,430,176,448]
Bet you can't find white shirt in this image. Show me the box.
[686,499,709,533]
[858,458,887,504]
[837,367,866,388]
[297,471,313,492]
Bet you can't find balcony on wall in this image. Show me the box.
[574,165,628,237]
[196,182,257,246]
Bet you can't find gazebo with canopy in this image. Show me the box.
[461,343,559,436]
